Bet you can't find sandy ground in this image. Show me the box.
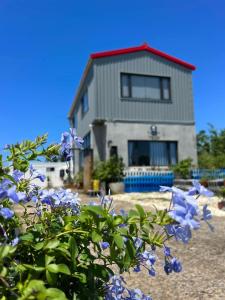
[80,191,225,300]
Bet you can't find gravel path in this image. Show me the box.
[81,192,225,300]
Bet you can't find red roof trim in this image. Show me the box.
[90,43,196,71]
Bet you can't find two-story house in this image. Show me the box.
[68,43,197,174]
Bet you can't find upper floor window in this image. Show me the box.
[121,73,171,101]
[81,90,89,116]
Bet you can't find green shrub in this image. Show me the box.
[93,156,125,183]
[172,158,193,179]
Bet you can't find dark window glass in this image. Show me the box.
[83,132,91,149]
[128,141,177,166]
[46,167,55,172]
[121,73,171,100]
[110,146,118,157]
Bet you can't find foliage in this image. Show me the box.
[0,131,214,299]
[197,124,225,168]
[172,158,193,179]
[74,171,83,187]
[93,156,125,183]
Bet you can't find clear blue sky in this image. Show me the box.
[1,0,225,148]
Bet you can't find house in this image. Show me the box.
[68,43,197,175]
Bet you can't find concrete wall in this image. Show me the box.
[31,162,69,188]
[104,121,197,166]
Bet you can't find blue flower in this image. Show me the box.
[163,246,171,257]
[100,241,110,250]
[133,237,143,250]
[171,257,182,273]
[128,288,152,300]
[202,204,212,221]
[148,267,156,277]
[0,207,14,219]
[12,170,24,182]
[166,224,192,244]
[30,165,46,182]
[11,237,19,246]
[6,186,26,203]
[188,180,214,197]
[138,250,156,271]
[164,261,173,275]
[133,265,141,272]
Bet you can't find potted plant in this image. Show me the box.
[93,156,125,194]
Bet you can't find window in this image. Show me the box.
[83,132,91,149]
[110,146,118,158]
[121,73,171,101]
[128,141,177,166]
[46,167,55,172]
[81,90,89,116]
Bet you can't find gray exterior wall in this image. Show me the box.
[94,51,194,124]
[73,66,96,138]
[105,122,197,166]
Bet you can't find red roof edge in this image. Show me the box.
[90,43,196,71]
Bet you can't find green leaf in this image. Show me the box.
[22,264,45,272]
[33,241,45,250]
[91,231,102,243]
[20,232,34,242]
[44,239,60,250]
[113,216,124,226]
[73,272,87,283]
[45,255,54,266]
[113,234,124,249]
[47,264,71,275]
[135,204,145,219]
[46,270,57,285]
[85,205,106,217]
[43,288,67,300]
[69,237,78,262]
[0,245,11,259]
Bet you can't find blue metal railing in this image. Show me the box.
[123,171,174,193]
[191,169,225,180]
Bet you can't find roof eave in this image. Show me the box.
[68,58,93,119]
[90,44,196,71]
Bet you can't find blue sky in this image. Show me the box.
[0,0,225,148]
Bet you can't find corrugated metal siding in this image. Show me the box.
[94,51,194,123]
[74,66,96,137]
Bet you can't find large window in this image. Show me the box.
[81,90,89,116]
[121,73,171,101]
[128,141,177,166]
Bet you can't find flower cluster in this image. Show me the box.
[161,181,214,244]
[60,128,84,160]
[39,188,80,214]
[105,275,152,300]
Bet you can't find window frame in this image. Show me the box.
[120,73,171,102]
[128,140,177,167]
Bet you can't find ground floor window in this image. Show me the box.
[128,141,177,166]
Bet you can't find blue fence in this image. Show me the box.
[191,169,225,180]
[124,172,174,193]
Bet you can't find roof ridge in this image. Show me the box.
[90,43,196,71]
